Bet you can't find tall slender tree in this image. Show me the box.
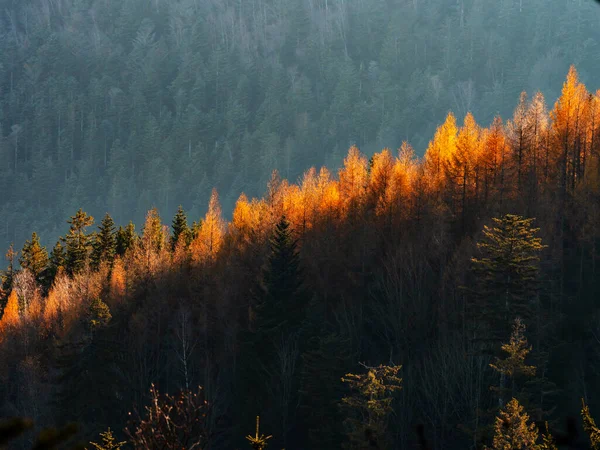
[91,213,117,270]
[64,209,95,275]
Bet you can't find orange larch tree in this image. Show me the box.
[190,188,226,264]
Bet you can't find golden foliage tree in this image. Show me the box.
[489,398,539,450]
[190,188,226,264]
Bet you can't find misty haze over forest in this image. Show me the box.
[1,0,599,253]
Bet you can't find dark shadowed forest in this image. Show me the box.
[1,64,600,449]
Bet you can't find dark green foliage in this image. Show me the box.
[171,205,190,250]
[64,209,95,276]
[468,214,546,344]
[0,245,16,310]
[91,214,117,270]
[19,232,49,286]
[115,222,137,257]
[47,241,66,285]
[255,216,307,337]
[88,298,112,334]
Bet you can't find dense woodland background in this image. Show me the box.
[1,60,600,448]
[1,0,600,253]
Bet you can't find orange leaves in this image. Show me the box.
[190,188,226,264]
[338,145,368,212]
[0,290,20,332]
[110,257,127,305]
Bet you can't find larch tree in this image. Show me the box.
[0,290,20,332]
[338,146,368,215]
[190,189,225,264]
[582,399,600,450]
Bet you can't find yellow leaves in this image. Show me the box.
[109,257,127,304]
[424,112,458,180]
[190,188,225,264]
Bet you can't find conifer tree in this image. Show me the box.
[47,240,66,286]
[468,214,546,344]
[254,215,307,337]
[582,399,600,450]
[0,245,17,305]
[64,209,94,275]
[171,205,190,250]
[91,213,117,270]
[115,222,137,257]
[88,298,112,334]
[0,290,20,331]
[19,232,49,286]
[89,428,126,450]
[340,363,402,450]
[490,317,536,408]
[488,398,539,450]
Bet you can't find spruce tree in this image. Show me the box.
[489,317,536,408]
[47,240,66,285]
[91,213,117,270]
[0,245,17,307]
[64,209,94,275]
[254,215,307,337]
[468,214,546,344]
[19,232,49,286]
[340,363,403,450]
[171,205,190,250]
[115,222,137,257]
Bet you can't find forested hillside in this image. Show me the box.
[1,67,600,449]
[1,0,600,253]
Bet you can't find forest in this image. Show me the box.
[1,0,600,254]
[1,64,600,449]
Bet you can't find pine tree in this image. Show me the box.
[115,222,137,256]
[19,232,49,286]
[490,317,536,408]
[468,214,546,344]
[340,363,403,450]
[89,428,126,450]
[171,205,190,250]
[91,213,117,270]
[64,209,95,275]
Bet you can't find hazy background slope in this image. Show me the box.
[0,0,599,252]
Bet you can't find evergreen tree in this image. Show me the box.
[115,222,137,257]
[47,240,66,285]
[88,298,112,334]
[488,398,539,450]
[91,213,117,270]
[468,214,546,344]
[340,363,403,450]
[171,205,190,250]
[254,215,307,337]
[19,232,49,286]
[0,245,17,307]
[489,317,536,408]
[582,399,600,450]
[89,428,126,450]
[64,209,95,275]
